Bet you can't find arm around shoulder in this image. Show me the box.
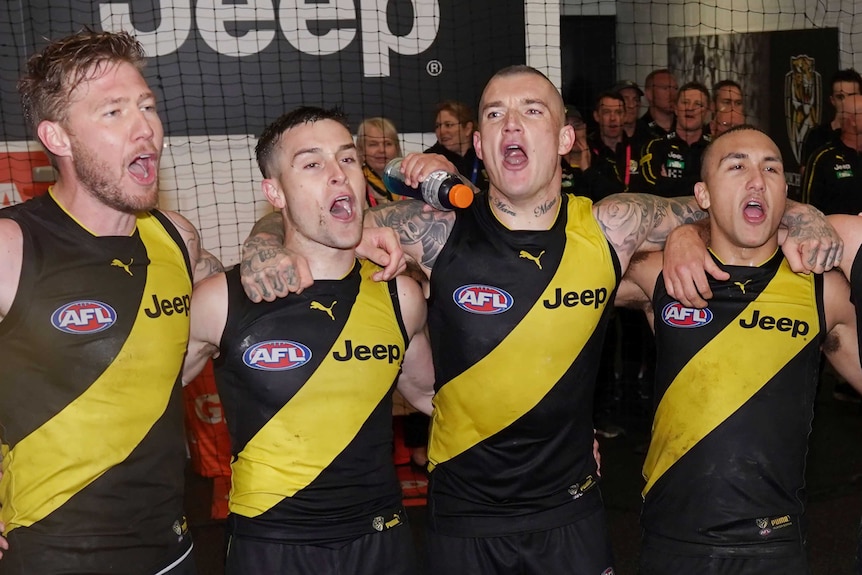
[159,209,223,284]
[366,199,454,279]
[592,193,707,272]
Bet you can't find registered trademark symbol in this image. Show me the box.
[426,59,443,76]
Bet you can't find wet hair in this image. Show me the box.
[18,29,146,161]
[711,79,743,104]
[356,117,402,164]
[255,106,350,179]
[699,124,778,180]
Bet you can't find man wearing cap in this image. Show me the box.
[614,79,644,140]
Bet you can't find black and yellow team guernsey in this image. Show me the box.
[0,192,193,574]
[426,192,620,536]
[643,250,824,556]
[215,260,409,543]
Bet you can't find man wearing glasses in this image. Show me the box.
[636,82,711,197]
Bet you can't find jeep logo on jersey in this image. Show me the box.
[661,302,714,328]
[453,285,514,315]
[738,309,810,338]
[51,301,117,334]
[242,340,312,371]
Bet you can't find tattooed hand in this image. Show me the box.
[780,201,843,274]
[240,233,313,302]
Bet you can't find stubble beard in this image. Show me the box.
[73,140,159,214]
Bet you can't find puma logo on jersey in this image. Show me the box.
[111,258,133,276]
[310,300,336,320]
[734,279,751,294]
[519,250,545,269]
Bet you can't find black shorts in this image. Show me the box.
[224,523,418,575]
[425,506,615,575]
[639,539,810,575]
[855,515,862,574]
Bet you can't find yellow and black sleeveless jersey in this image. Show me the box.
[426,192,620,537]
[215,260,408,544]
[0,192,193,574]
[643,250,824,554]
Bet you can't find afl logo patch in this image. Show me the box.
[453,285,514,314]
[661,302,713,328]
[242,340,312,371]
[51,301,117,334]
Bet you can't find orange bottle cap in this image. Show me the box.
[448,184,474,208]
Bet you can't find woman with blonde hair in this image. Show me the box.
[356,117,402,206]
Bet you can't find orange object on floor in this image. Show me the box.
[183,360,232,519]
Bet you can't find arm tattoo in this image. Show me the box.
[594,193,708,261]
[369,201,455,271]
[491,196,516,217]
[194,250,224,283]
[248,211,285,242]
[534,197,558,218]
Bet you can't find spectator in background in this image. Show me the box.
[560,104,592,196]
[614,80,644,140]
[356,117,402,206]
[587,91,639,198]
[712,79,745,115]
[800,69,862,169]
[637,81,711,197]
[706,79,745,136]
[424,100,487,190]
[802,93,862,216]
[637,69,679,142]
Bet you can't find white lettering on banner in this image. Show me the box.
[99,0,440,77]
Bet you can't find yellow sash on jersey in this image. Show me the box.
[1,213,191,533]
[643,260,819,496]
[229,263,405,517]
[428,199,616,470]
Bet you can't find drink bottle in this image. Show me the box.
[382,158,473,210]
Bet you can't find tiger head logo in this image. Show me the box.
[784,55,822,165]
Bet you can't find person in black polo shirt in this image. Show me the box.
[802,93,862,215]
[636,81,711,197]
